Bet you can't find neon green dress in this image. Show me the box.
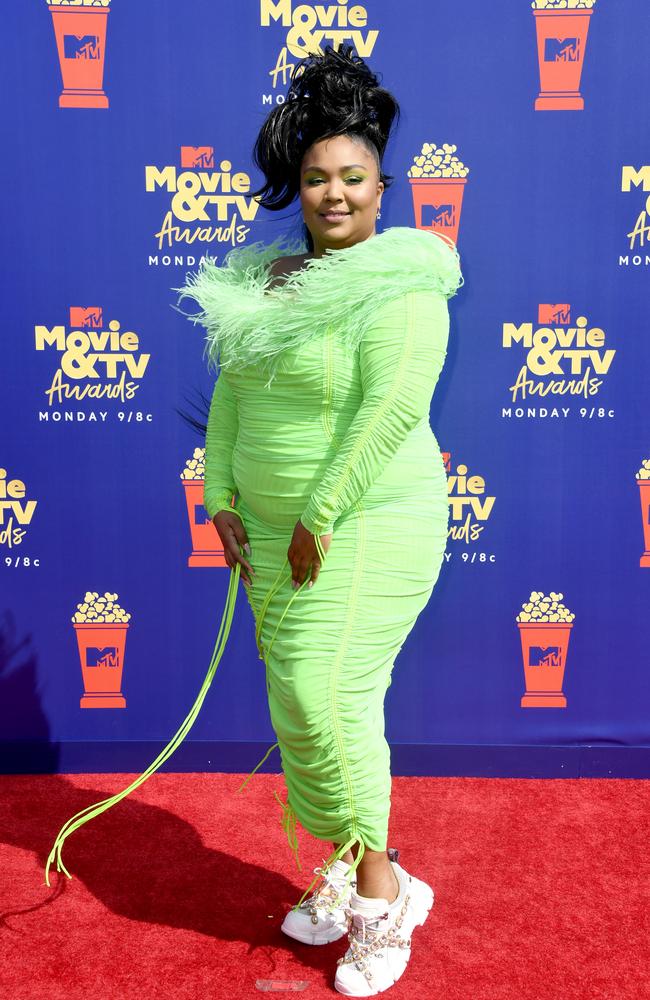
[180,226,463,896]
[43,226,463,901]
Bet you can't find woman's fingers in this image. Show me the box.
[291,559,320,589]
[288,525,331,590]
[211,511,255,587]
[308,561,320,588]
[231,523,251,556]
[224,533,255,586]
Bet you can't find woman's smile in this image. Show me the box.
[320,210,351,223]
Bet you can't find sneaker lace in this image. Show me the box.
[337,896,412,973]
[299,862,354,915]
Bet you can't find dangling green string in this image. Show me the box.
[254,558,291,658]
[273,790,302,871]
[44,561,242,888]
[235,741,280,794]
[264,575,309,660]
[275,534,365,912]
[238,530,328,873]
[313,532,327,563]
[45,526,335,889]
[254,529,327,659]
[290,834,366,914]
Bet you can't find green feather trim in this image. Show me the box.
[172,226,463,389]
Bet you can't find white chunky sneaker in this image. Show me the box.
[334,859,434,996]
[281,858,357,945]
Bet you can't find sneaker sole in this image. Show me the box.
[334,874,435,996]
[406,874,435,928]
[280,919,348,946]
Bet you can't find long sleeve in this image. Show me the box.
[299,289,450,536]
[203,372,242,522]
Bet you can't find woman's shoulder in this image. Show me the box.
[266,252,314,290]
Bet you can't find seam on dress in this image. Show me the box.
[321,327,364,843]
[328,499,366,843]
[322,325,336,444]
[319,291,417,520]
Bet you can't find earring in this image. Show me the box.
[376,209,382,219]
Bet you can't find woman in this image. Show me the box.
[177,45,463,996]
[45,43,463,998]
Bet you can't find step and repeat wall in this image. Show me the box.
[2,0,649,775]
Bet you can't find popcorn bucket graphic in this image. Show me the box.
[518,622,572,708]
[533,7,594,111]
[182,480,228,568]
[638,480,650,567]
[73,622,128,708]
[409,177,466,247]
[48,4,110,109]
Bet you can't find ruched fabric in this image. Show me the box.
[43,229,462,896]
[204,281,453,890]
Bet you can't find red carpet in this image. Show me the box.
[1,773,647,999]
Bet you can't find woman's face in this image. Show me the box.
[299,134,384,257]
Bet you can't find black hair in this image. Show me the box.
[249,43,400,251]
[178,44,400,436]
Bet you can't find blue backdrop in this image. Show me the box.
[2,0,649,777]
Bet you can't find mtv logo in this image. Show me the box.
[441,451,451,472]
[70,306,103,328]
[529,646,562,668]
[538,304,570,325]
[544,37,580,63]
[421,204,456,228]
[181,146,214,169]
[64,35,101,60]
[194,504,211,525]
[86,646,119,668]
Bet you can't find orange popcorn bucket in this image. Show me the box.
[409,177,466,247]
[518,621,573,708]
[49,5,110,109]
[638,480,650,568]
[533,8,594,111]
[182,479,228,568]
[73,622,128,708]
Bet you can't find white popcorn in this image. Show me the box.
[407,142,469,179]
[531,0,596,8]
[46,1,112,7]
[181,447,206,480]
[72,590,130,624]
[636,458,650,480]
[516,591,575,623]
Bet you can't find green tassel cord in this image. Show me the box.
[44,528,331,888]
[239,540,330,872]
[45,561,243,887]
[291,835,367,914]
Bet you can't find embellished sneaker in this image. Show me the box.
[281,858,357,945]
[334,858,434,996]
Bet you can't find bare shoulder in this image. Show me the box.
[266,253,315,291]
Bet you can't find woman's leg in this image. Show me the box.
[333,841,400,903]
[262,500,445,893]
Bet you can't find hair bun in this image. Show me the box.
[251,44,400,212]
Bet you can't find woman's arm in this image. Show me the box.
[299,289,450,535]
[204,373,242,522]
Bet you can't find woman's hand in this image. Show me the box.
[288,519,332,589]
[212,511,255,587]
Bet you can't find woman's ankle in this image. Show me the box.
[332,843,355,865]
[355,863,400,904]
